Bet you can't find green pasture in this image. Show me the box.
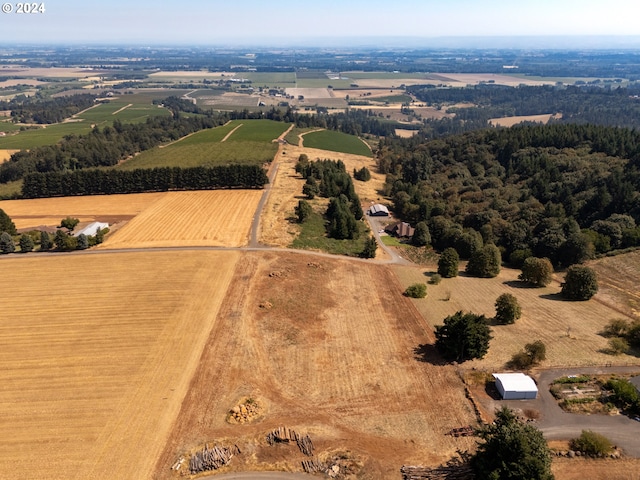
[302,130,372,157]
[0,122,22,133]
[119,119,288,170]
[0,180,22,199]
[0,122,92,149]
[343,72,427,80]
[371,94,413,104]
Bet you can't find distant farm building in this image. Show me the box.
[368,204,389,216]
[73,221,109,237]
[493,373,538,400]
[385,221,415,238]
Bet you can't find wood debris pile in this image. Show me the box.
[401,451,473,480]
[266,426,314,456]
[189,444,241,474]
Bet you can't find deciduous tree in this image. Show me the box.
[519,257,554,287]
[495,293,522,324]
[411,221,431,247]
[561,265,598,300]
[0,209,17,235]
[466,243,501,278]
[437,247,459,278]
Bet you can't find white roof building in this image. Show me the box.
[73,221,109,237]
[368,204,389,216]
[493,373,538,400]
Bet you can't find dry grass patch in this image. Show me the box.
[259,144,386,247]
[0,149,18,163]
[0,250,239,480]
[155,252,477,479]
[99,190,261,249]
[552,457,640,480]
[591,250,640,320]
[393,264,638,369]
[490,113,562,127]
[0,192,164,230]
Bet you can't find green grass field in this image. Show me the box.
[302,129,372,157]
[119,119,289,170]
[291,211,368,256]
[0,179,22,199]
[371,94,413,104]
[0,122,92,149]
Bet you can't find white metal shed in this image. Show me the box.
[493,373,538,400]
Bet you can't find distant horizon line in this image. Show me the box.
[2,34,640,50]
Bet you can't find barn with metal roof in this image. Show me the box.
[368,204,389,216]
[493,373,538,399]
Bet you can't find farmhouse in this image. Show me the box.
[493,373,538,400]
[385,221,415,238]
[368,204,389,216]
[73,221,108,237]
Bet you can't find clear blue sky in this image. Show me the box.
[1,0,638,46]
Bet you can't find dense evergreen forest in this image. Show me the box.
[408,84,640,129]
[0,93,97,124]
[378,123,640,265]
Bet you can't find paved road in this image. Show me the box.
[500,366,640,456]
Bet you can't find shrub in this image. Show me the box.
[570,430,613,456]
[429,273,442,285]
[608,337,629,355]
[404,283,427,298]
[602,318,630,337]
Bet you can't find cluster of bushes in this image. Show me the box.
[603,378,640,415]
[21,164,268,198]
[602,318,640,355]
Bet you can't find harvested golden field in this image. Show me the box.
[99,190,261,249]
[259,143,385,247]
[552,457,640,480]
[155,252,477,479]
[0,149,18,163]
[0,192,165,230]
[393,264,638,370]
[591,250,640,320]
[490,113,562,127]
[0,250,239,480]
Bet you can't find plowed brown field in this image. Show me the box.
[99,190,262,249]
[0,251,239,480]
[154,252,477,479]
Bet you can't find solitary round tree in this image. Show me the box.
[519,256,554,287]
[435,311,492,362]
[561,265,598,300]
[495,293,522,324]
[437,247,459,278]
[466,243,501,278]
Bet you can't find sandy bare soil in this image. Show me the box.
[0,251,239,480]
[154,251,477,479]
[393,264,639,370]
[99,190,262,249]
[284,88,333,99]
[0,67,104,79]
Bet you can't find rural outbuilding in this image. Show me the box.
[73,221,109,237]
[493,373,538,400]
[368,204,389,216]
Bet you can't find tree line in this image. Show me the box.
[378,123,640,266]
[1,93,97,124]
[21,164,268,198]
